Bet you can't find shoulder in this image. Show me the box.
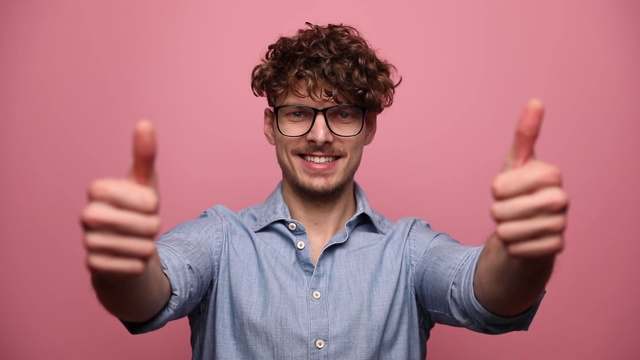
[379,216,440,242]
[158,204,241,243]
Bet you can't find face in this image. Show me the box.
[264,89,377,201]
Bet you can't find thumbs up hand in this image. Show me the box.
[81,121,161,277]
[490,100,568,258]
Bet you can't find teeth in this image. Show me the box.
[304,155,336,163]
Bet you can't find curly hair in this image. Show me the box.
[251,23,401,114]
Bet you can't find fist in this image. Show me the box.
[80,121,161,276]
[491,100,569,258]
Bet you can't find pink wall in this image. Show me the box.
[1,1,639,359]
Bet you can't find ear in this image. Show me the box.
[264,108,276,145]
[363,112,377,145]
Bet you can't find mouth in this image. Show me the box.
[302,155,338,164]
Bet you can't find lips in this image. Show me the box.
[296,145,342,165]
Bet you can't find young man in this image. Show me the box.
[81,23,568,359]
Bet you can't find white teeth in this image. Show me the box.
[304,155,336,163]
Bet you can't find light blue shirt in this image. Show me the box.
[126,183,541,359]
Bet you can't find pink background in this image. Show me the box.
[1,1,639,359]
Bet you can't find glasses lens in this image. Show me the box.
[277,106,316,136]
[326,106,364,136]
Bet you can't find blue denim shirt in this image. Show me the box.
[126,184,541,359]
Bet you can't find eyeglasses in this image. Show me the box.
[273,104,366,137]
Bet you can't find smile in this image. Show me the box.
[303,155,337,163]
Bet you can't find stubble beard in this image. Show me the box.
[285,170,354,204]
[279,149,360,204]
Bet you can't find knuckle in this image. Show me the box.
[495,223,510,240]
[83,232,97,250]
[552,240,565,254]
[539,216,566,237]
[555,189,569,209]
[546,188,569,212]
[541,164,562,185]
[139,241,157,258]
[80,205,97,229]
[147,215,162,236]
[505,242,526,258]
[86,254,146,276]
[146,192,160,213]
[86,254,102,271]
[555,238,566,253]
[490,203,503,221]
[506,246,523,258]
[128,262,146,276]
[555,216,568,232]
[88,179,108,199]
[491,176,507,198]
[84,233,112,253]
[545,235,565,254]
[81,202,111,230]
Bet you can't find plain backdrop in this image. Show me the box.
[1,1,639,359]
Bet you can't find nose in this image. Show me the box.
[305,112,334,144]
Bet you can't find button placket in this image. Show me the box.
[288,222,307,251]
[308,264,329,356]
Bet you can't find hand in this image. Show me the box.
[490,100,569,258]
[81,120,161,276]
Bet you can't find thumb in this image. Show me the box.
[503,99,544,170]
[129,120,157,186]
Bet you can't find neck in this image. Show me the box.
[282,181,357,243]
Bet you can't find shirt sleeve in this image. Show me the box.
[123,208,226,334]
[410,219,543,334]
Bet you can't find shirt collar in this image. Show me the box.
[252,182,390,234]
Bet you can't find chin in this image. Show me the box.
[288,176,352,201]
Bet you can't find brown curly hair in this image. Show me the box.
[251,23,401,114]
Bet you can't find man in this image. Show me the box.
[81,23,568,359]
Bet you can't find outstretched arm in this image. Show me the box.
[81,121,171,322]
[474,100,569,316]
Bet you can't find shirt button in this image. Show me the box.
[315,339,325,349]
[312,291,321,299]
[288,222,297,231]
[296,241,305,250]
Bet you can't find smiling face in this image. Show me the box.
[264,89,377,202]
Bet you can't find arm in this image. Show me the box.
[81,121,171,323]
[474,100,569,316]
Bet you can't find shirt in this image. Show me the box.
[125,183,541,359]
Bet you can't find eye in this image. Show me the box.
[328,106,362,122]
[280,107,313,121]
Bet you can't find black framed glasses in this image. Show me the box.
[273,104,366,137]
